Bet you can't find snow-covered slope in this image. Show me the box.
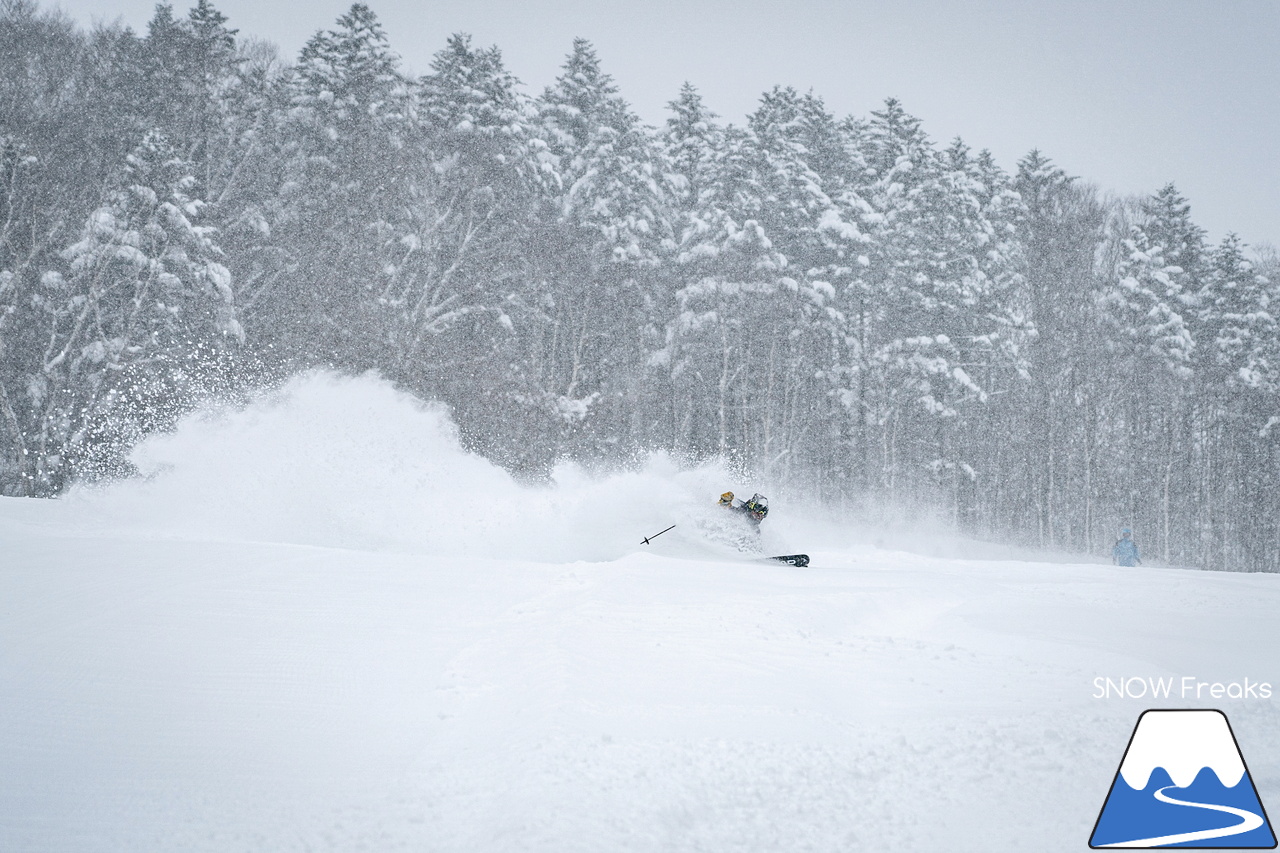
[3,374,1278,852]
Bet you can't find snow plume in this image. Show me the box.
[66,372,764,562]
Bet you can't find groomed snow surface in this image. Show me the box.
[3,373,1278,852]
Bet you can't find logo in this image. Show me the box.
[1090,709,1276,848]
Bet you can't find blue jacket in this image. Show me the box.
[1112,537,1140,566]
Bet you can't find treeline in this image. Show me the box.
[2,0,1277,569]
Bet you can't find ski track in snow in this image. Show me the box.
[2,375,1279,852]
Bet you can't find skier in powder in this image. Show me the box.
[1112,528,1141,567]
[719,491,768,527]
[714,491,807,566]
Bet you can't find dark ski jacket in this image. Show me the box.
[1112,537,1140,567]
[721,493,768,527]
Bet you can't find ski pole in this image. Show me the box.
[641,524,676,545]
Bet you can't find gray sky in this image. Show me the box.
[54,0,1279,249]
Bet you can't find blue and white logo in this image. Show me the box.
[1091,709,1276,848]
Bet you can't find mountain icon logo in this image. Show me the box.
[1090,709,1277,848]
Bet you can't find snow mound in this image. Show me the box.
[66,371,770,562]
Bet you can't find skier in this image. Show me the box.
[719,491,768,527]
[1112,528,1141,567]
[714,491,807,566]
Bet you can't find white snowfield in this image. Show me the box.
[2,374,1279,852]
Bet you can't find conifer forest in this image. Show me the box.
[2,0,1277,570]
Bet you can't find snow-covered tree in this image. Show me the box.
[529,39,673,455]
[390,32,561,468]
[24,131,239,492]
[1196,234,1275,392]
[1100,225,1194,377]
[268,3,414,365]
[843,103,1026,502]
[663,120,788,458]
[663,82,721,216]
[1143,183,1207,282]
[138,2,239,158]
[387,33,540,366]
[538,39,669,268]
[738,89,854,478]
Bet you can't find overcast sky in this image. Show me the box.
[52,0,1279,249]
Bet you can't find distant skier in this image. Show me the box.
[1112,528,1141,567]
[719,491,768,527]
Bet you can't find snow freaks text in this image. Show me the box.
[1093,677,1273,700]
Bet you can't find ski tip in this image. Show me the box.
[766,554,810,567]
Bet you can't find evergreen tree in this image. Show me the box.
[268,2,413,366]
[1189,235,1276,570]
[25,131,238,493]
[1143,183,1207,281]
[1196,234,1275,391]
[741,88,851,483]
[853,102,1019,503]
[405,33,551,468]
[1009,150,1108,549]
[1100,225,1194,376]
[134,3,243,164]
[664,121,787,458]
[531,39,672,458]
[395,32,540,362]
[663,82,721,216]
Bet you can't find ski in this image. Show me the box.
[766,554,809,567]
